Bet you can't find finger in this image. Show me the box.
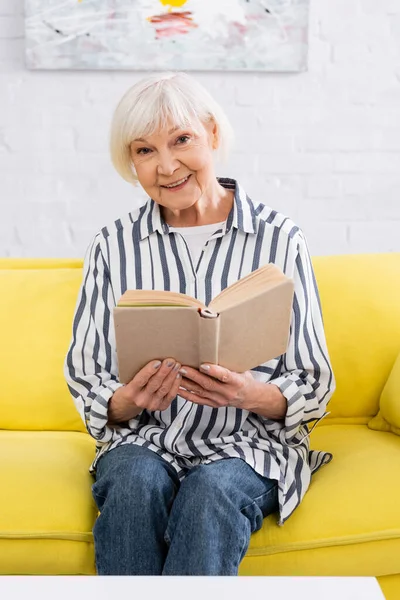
[158,363,181,406]
[151,374,179,404]
[178,381,227,407]
[178,387,221,408]
[146,358,177,394]
[199,363,233,384]
[178,366,202,382]
[179,377,205,397]
[170,366,182,396]
[132,359,163,389]
[179,367,222,394]
[159,369,182,410]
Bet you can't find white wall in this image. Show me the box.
[0,0,399,258]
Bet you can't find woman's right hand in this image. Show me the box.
[107,358,181,425]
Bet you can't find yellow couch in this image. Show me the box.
[0,254,399,599]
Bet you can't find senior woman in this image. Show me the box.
[64,71,335,576]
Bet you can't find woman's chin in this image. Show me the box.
[161,189,201,209]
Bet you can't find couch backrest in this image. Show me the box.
[0,259,86,432]
[313,253,400,421]
[0,254,399,431]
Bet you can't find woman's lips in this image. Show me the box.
[161,174,191,192]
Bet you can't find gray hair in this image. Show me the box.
[109,72,234,184]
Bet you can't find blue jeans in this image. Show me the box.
[92,443,279,575]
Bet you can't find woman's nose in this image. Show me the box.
[157,151,179,176]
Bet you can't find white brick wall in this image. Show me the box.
[0,0,399,258]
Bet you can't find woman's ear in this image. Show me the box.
[212,122,219,150]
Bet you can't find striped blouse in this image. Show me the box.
[64,177,336,526]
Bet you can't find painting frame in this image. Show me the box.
[25,0,310,72]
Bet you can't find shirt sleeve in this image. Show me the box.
[267,230,336,445]
[64,233,125,442]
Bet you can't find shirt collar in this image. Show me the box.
[136,178,257,241]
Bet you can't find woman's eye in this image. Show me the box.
[137,147,151,155]
[176,135,190,144]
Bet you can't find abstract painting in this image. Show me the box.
[25,0,310,72]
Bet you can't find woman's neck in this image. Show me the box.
[161,183,234,228]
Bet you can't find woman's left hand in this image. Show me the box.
[178,363,257,410]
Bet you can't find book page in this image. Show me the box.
[209,263,289,313]
[117,289,205,309]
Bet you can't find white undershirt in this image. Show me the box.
[169,221,226,267]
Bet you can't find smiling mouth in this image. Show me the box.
[161,175,190,189]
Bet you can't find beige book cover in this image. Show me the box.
[114,263,294,384]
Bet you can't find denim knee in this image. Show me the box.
[175,466,230,511]
[180,467,267,533]
[92,453,177,513]
[172,460,277,529]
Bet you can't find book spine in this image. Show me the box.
[198,312,220,366]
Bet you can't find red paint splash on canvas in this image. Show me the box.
[148,11,197,39]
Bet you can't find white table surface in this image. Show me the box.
[0,576,386,600]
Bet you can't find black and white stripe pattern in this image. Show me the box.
[64,178,335,526]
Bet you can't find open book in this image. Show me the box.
[114,263,294,384]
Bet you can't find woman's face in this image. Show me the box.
[130,119,218,212]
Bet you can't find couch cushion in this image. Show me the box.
[312,253,400,421]
[2,427,399,577]
[241,424,400,576]
[0,430,96,574]
[0,261,86,431]
[369,351,400,436]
